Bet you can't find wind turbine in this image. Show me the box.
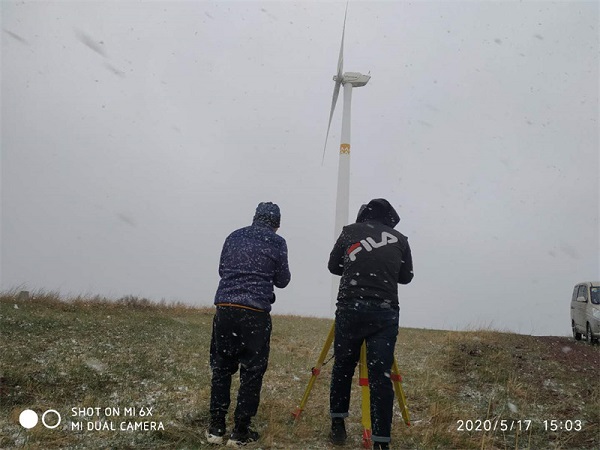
[323,3,371,313]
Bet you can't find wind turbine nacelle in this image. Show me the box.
[333,72,371,87]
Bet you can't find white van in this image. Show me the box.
[570,281,600,344]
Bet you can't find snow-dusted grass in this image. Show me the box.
[1,291,598,449]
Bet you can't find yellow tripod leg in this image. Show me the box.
[292,322,335,420]
[359,342,373,449]
[391,358,411,427]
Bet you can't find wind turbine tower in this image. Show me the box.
[323,4,371,313]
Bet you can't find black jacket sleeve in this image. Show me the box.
[327,230,346,276]
[398,239,414,285]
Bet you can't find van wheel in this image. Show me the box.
[572,321,582,340]
[586,323,598,345]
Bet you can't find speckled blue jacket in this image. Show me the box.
[213,220,291,312]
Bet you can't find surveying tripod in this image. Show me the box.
[292,323,411,448]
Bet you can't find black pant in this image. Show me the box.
[330,303,399,444]
[209,306,272,427]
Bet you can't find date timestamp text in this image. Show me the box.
[457,420,532,432]
[457,419,583,432]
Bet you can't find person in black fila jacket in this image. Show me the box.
[206,202,291,447]
[327,198,413,450]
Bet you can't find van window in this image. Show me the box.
[577,285,588,302]
[572,286,579,302]
[591,287,600,305]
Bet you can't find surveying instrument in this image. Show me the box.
[292,322,411,448]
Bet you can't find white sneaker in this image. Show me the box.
[226,428,259,447]
[205,429,225,445]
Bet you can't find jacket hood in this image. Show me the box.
[252,202,281,228]
[356,198,400,228]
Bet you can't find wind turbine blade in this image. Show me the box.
[337,2,348,81]
[322,80,342,163]
[322,2,348,164]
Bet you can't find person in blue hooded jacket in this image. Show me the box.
[206,202,291,447]
[327,198,413,450]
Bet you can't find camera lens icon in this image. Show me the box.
[19,409,61,429]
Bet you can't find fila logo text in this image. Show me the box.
[347,232,398,261]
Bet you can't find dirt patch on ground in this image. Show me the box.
[534,336,600,373]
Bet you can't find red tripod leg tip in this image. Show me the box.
[362,429,372,449]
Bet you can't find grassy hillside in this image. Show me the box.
[0,291,598,449]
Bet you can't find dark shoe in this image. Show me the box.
[373,442,390,450]
[226,427,259,447]
[329,417,347,445]
[205,418,226,445]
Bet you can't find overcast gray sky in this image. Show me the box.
[2,0,598,336]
